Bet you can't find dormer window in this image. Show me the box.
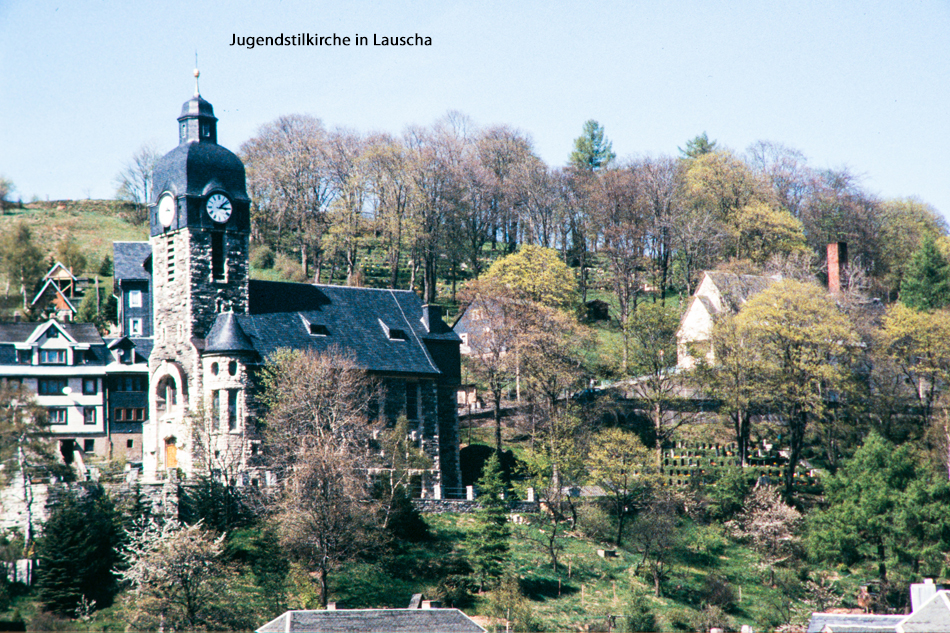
[309,324,329,336]
[16,350,30,364]
[40,350,66,364]
[379,319,408,341]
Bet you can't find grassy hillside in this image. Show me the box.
[0,200,149,271]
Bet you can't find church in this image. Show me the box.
[135,79,462,495]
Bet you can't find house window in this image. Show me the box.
[16,349,31,364]
[126,439,134,449]
[129,318,143,336]
[82,378,98,395]
[83,439,95,453]
[212,390,221,430]
[38,378,66,395]
[129,290,143,308]
[39,349,66,364]
[309,324,329,336]
[405,382,419,421]
[83,407,96,425]
[48,408,67,425]
[228,361,237,376]
[114,408,145,422]
[388,328,408,341]
[227,390,238,431]
[116,376,145,392]
[211,232,225,281]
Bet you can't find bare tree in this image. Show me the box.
[258,348,382,606]
[114,144,161,225]
[241,115,333,277]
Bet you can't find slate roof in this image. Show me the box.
[0,321,103,345]
[205,311,256,355]
[806,613,902,633]
[256,609,485,633]
[703,271,778,314]
[114,242,153,281]
[899,590,950,632]
[227,281,460,377]
[150,138,249,204]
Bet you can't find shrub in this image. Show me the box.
[251,245,275,270]
[624,593,656,633]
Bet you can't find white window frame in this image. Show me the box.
[128,290,143,308]
[129,318,143,336]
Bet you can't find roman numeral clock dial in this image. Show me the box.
[206,193,232,223]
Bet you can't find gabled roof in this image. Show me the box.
[0,320,102,346]
[114,242,153,281]
[256,609,485,633]
[898,590,950,632]
[43,262,77,282]
[237,281,459,377]
[701,271,778,314]
[30,280,78,311]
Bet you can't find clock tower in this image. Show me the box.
[145,71,251,477]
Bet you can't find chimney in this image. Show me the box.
[326,602,337,611]
[827,242,847,294]
[421,304,444,333]
[421,600,442,610]
[911,579,937,612]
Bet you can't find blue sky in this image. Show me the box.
[2,1,949,219]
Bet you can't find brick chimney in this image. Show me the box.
[827,242,847,294]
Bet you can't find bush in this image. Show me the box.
[274,253,308,282]
[576,501,614,544]
[700,574,737,611]
[624,593,656,633]
[251,246,275,270]
[434,574,475,609]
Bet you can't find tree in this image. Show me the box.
[258,348,381,606]
[874,304,950,433]
[458,280,528,453]
[0,221,45,309]
[118,519,253,630]
[697,313,760,467]
[679,132,718,159]
[899,235,950,311]
[629,495,679,597]
[241,115,332,276]
[114,144,161,225]
[878,198,947,299]
[731,483,802,585]
[625,302,685,458]
[53,236,87,276]
[0,175,15,211]
[587,428,657,545]
[467,453,510,589]
[806,433,950,582]
[735,279,859,498]
[570,120,615,172]
[74,284,117,333]
[35,485,123,616]
[482,245,577,309]
[0,381,62,549]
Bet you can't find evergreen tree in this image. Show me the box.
[467,453,510,590]
[0,221,45,309]
[900,235,950,311]
[679,131,718,158]
[569,120,615,172]
[35,485,123,615]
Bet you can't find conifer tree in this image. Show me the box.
[35,485,123,615]
[900,235,950,311]
[468,453,510,590]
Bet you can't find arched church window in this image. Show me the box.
[228,361,237,376]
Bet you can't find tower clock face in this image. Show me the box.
[206,193,232,223]
[158,194,176,228]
